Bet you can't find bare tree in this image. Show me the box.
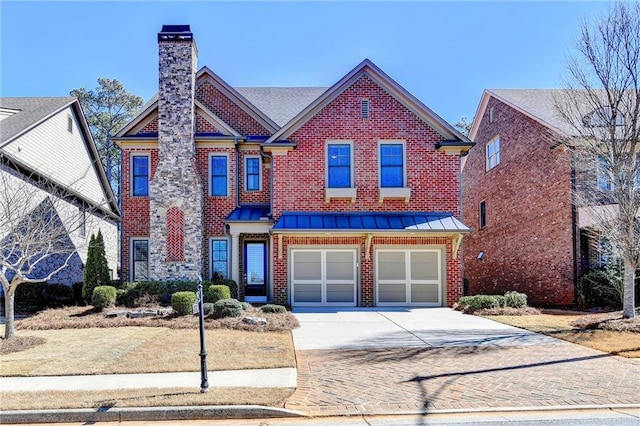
[556,2,639,318]
[0,157,93,338]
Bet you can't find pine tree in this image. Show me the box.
[82,230,111,304]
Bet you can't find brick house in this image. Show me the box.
[114,25,473,307]
[462,89,638,306]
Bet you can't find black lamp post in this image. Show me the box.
[197,277,209,393]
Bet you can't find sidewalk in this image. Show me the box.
[0,368,297,392]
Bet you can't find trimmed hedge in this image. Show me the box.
[207,285,231,303]
[457,291,529,312]
[504,291,527,308]
[117,281,199,307]
[261,304,286,314]
[212,298,243,319]
[172,292,197,316]
[92,286,117,311]
[202,302,215,316]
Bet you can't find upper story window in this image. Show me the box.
[67,116,73,133]
[583,106,625,127]
[245,156,261,191]
[598,156,614,191]
[78,208,86,237]
[486,137,500,171]
[379,142,405,188]
[327,142,353,188]
[479,200,487,229]
[210,154,228,196]
[131,155,149,196]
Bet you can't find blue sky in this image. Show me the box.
[1,1,609,125]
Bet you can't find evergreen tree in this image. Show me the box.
[82,230,110,304]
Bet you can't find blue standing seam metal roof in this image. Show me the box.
[272,212,470,232]
[225,205,272,222]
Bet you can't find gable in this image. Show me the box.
[1,105,114,213]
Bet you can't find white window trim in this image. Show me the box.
[78,208,86,237]
[325,140,357,202]
[378,140,410,203]
[130,153,150,197]
[486,136,500,171]
[244,155,262,192]
[130,237,149,282]
[209,237,230,279]
[209,152,230,197]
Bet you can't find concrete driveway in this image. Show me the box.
[292,307,558,350]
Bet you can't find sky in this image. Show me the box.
[1,1,611,126]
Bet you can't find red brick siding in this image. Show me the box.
[121,148,159,281]
[139,119,158,134]
[196,81,271,136]
[196,114,220,133]
[462,97,575,306]
[272,235,460,307]
[272,75,460,218]
[238,149,271,204]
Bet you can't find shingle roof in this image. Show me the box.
[234,87,327,127]
[0,97,75,146]
[487,89,577,135]
[273,212,470,232]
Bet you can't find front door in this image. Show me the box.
[244,241,267,302]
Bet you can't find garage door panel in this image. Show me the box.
[411,284,439,303]
[326,251,354,280]
[378,283,407,303]
[326,283,355,303]
[378,251,406,280]
[293,283,322,303]
[411,252,439,281]
[293,252,321,280]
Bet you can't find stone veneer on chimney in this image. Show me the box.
[149,25,203,280]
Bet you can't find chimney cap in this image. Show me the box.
[158,25,193,42]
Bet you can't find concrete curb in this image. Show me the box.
[0,405,308,424]
[2,404,638,424]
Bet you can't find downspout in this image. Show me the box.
[117,142,124,284]
[260,149,274,218]
[459,151,467,296]
[226,136,240,282]
[260,147,274,302]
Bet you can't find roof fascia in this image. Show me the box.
[196,67,279,134]
[194,100,241,137]
[468,90,491,141]
[266,59,471,144]
[1,98,76,148]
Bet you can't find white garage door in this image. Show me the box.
[376,249,442,306]
[291,249,357,306]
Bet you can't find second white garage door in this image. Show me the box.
[291,249,357,307]
[376,249,442,306]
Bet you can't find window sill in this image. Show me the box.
[325,187,357,203]
[379,187,411,203]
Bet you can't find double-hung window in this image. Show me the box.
[132,239,149,281]
[210,155,228,196]
[211,239,228,278]
[486,137,500,171]
[245,156,261,191]
[327,143,352,188]
[379,143,405,187]
[131,155,149,196]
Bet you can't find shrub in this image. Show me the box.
[211,273,239,299]
[212,298,243,319]
[207,285,231,303]
[458,294,506,311]
[43,284,75,308]
[504,291,527,308]
[14,282,47,313]
[241,302,252,311]
[82,231,111,304]
[579,267,625,308]
[261,304,286,314]
[202,302,215,316]
[72,282,85,305]
[171,291,196,316]
[118,281,199,307]
[91,286,117,311]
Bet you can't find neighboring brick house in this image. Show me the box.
[1,97,120,284]
[462,89,638,306]
[114,25,473,307]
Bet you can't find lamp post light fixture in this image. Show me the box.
[196,277,209,393]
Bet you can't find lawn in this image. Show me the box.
[0,306,298,410]
[485,309,640,358]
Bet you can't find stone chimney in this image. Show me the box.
[149,25,203,280]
